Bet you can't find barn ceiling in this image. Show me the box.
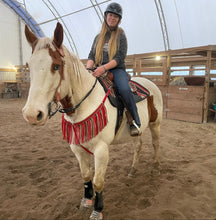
[2,0,216,59]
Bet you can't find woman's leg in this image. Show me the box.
[110,68,141,127]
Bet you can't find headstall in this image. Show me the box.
[47,42,98,119]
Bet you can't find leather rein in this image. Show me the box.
[47,41,98,119]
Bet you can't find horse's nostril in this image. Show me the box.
[37,111,43,121]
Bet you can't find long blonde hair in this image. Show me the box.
[95,22,123,66]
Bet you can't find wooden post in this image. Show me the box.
[189,65,193,76]
[166,55,171,85]
[163,55,171,119]
[133,57,136,76]
[137,59,142,76]
[203,50,211,123]
[162,56,168,85]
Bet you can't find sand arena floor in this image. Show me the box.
[0,98,216,220]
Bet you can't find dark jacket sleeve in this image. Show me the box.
[88,35,98,62]
[113,31,128,65]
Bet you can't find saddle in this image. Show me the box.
[98,72,150,133]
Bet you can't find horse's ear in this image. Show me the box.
[54,22,63,48]
[25,25,38,46]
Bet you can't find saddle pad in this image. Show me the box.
[98,76,150,107]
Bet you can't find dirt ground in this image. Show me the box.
[0,98,216,220]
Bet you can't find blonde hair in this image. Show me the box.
[95,22,123,66]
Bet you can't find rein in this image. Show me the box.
[48,78,98,119]
[59,78,97,113]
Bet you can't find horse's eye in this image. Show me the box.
[54,65,60,71]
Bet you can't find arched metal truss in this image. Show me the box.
[2,0,109,55]
[2,0,44,38]
[90,0,105,24]
[41,0,78,55]
[154,0,170,51]
[37,0,109,54]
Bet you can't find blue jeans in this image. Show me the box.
[109,68,141,127]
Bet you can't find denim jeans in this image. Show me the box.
[109,68,141,127]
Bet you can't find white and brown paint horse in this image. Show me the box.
[23,23,163,220]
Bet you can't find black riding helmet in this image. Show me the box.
[104,2,122,19]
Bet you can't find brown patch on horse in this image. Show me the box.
[48,44,65,102]
[48,22,65,77]
[47,23,65,103]
[147,95,158,122]
[48,47,64,78]
[60,95,75,115]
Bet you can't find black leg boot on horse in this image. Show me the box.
[90,191,103,220]
[80,180,94,210]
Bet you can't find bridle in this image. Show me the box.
[48,78,98,118]
[47,41,98,119]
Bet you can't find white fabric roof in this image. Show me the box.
[1,0,216,67]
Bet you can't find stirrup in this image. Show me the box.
[130,120,142,136]
[90,210,103,220]
[79,197,93,210]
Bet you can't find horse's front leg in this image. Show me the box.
[70,145,94,210]
[90,143,109,220]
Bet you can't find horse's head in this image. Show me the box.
[22,23,65,125]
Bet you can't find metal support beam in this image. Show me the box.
[154,0,170,51]
[18,17,23,65]
[37,0,110,25]
[42,0,78,55]
[90,0,108,24]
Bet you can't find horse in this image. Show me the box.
[22,22,163,220]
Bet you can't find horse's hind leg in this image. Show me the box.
[70,146,93,210]
[149,121,160,170]
[128,138,142,177]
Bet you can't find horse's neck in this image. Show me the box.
[62,50,104,121]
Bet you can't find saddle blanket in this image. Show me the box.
[98,75,150,107]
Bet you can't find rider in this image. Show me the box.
[86,2,141,136]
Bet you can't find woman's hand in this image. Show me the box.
[93,66,106,77]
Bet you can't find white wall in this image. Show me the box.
[0,1,31,68]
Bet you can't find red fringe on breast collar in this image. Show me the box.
[62,90,110,145]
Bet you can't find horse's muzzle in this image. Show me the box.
[22,105,47,125]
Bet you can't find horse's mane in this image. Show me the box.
[67,49,85,81]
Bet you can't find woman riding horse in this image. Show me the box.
[86,2,141,136]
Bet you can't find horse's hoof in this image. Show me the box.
[128,167,136,177]
[90,210,103,220]
[79,198,93,210]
